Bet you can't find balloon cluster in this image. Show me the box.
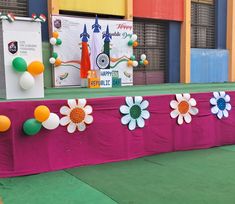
[0,115,11,133]
[49,52,62,67]
[50,32,62,46]
[139,54,149,66]
[23,105,60,136]
[128,34,138,48]
[12,57,44,90]
[127,55,139,67]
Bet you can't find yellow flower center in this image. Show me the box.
[178,101,189,114]
[70,108,85,123]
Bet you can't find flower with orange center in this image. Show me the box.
[170,93,199,125]
[60,99,93,133]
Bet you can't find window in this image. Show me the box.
[0,0,28,17]
[191,0,215,48]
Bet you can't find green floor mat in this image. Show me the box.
[219,145,235,152]
[0,171,116,204]
[66,148,235,204]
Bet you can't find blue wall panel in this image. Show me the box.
[28,0,49,41]
[167,22,180,83]
[191,49,228,83]
[215,0,227,49]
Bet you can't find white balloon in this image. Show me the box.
[49,57,56,64]
[50,37,57,45]
[132,61,139,67]
[19,71,35,90]
[141,54,147,61]
[42,113,60,130]
[131,34,138,41]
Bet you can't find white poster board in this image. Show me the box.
[52,15,133,87]
[0,18,44,99]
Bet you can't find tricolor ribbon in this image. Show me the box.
[31,14,46,23]
[0,12,15,22]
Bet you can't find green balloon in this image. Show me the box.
[140,60,144,65]
[130,55,136,61]
[56,38,62,45]
[128,40,134,46]
[12,57,27,72]
[52,52,58,59]
[23,118,42,136]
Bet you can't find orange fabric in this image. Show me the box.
[80,42,91,78]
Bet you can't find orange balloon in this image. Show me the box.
[144,60,149,65]
[52,31,59,38]
[55,58,62,67]
[127,60,133,67]
[133,41,139,48]
[27,61,44,76]
[0,115,11,132]
[34,105,50,122]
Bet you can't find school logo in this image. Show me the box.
[54,19,62,29]
[8,41,18,54]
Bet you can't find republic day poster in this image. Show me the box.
[51,15,133,87]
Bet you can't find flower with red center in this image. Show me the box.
[170,93,199,125]
[60,99,93,133]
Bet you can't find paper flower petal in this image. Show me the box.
[77,122,86,131]
[67,122,76,133]
[140,100,149,110]
[84,105,93,115]
[189,98,196,106]
[225,94,230,102]
[176,94,183,103]
[183,93,191,101]
[170,109,179,119]
[68,99,77,109]
[210,98,217,105]
[223,110,229,118]
[213,92,219,98]
[78,99,87,108]
[220,91,226,97]
[184,113,192,124]
[84,115,93,124]
[128,119,136,130]
[125,97,134,107]
[226,103,232,111]
[120,105,130,114]
[121,114,131,125]
[211,106,219,114]
[217,110,223,119]
[177,115,183,125]
[134,96,143,104]
[60,116,70,126]
[170,100,178,109]
[60,106,70,115]
[137,117,145,128]
[141,110,150,119]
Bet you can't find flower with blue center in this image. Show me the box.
[210,92,231,119]
[120,96,150,131]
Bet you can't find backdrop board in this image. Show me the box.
[0,18,44,99]
[52,15,133,87]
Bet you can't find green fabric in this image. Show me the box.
[67,148,235,204]
[219,145,235,152]
[44,82,235,100]
[0,171,116,204]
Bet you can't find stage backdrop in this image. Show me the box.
[51,15,133,87]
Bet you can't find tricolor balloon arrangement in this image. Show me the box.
[23,105,60,136]
[128,34,138,48]
[127,55,139,68]
[49,32,62,67]
[139,54,149,66]
[12,57,44,90]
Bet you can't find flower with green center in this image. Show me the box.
[120,96,150,131]
[210,92,231,119]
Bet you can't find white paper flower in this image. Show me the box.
[210,91,231,119]
[170,93,199,125]
[60,99,93,133]
[120,96,150,131]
